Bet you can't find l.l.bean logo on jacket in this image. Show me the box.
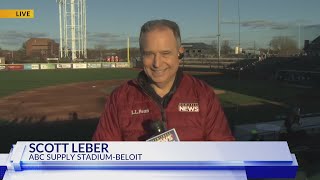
[131,108,150,115]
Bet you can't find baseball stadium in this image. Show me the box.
[1,0,320,179]
[1,55,320,179]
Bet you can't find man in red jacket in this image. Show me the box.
[92,19,234,141]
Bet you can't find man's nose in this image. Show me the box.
[152,54,162,68]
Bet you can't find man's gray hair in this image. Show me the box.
[139,19,181,51]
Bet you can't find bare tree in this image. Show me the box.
[211,40,218,55]
[14,42,28,61]
[221,40,232,55]
[114,47,140,61]
[269,36,299,56]
[94,44,107,60]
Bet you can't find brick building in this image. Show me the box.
[26,38,59,59]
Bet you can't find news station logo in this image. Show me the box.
[178,103,199,112]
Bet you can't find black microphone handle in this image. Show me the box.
[150,120,166,136]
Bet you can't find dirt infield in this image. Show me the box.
[0,80,125,122]
[0,79,225,122]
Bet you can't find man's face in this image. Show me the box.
[141,28,182,87]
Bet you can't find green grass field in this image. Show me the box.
[0,69,139,97]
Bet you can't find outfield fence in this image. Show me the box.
[0,62,131,71]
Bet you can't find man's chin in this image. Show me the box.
[150,77,166,84]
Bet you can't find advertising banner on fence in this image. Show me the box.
[24,64,32,70]
[72,63,87,69]
[40,64,55,70]
[31,64,40,70]
[6,64,23,71]
[0,65,6,71]
[24,64,39,70]
[101,62,112,68]
[87,63,101,68]
[116,62,130,68]
[56,63,72,69]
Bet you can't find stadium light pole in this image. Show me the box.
[297,23,304,52]
[235,0,241,114]
[217,0,221,70]
[237,0,241,81]
[298,24,300,51]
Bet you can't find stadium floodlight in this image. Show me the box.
[57,0,87,61]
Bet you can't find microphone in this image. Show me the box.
[146,120,180,142]
[149,120,166,135]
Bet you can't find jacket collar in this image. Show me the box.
[137,68,183,108]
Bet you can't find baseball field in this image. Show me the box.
[1,67,320,179]
[1,68,318,131]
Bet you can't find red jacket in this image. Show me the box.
[93,70,234,141]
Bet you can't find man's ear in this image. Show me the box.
[178,47,184,59]
[179,46,184,54]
